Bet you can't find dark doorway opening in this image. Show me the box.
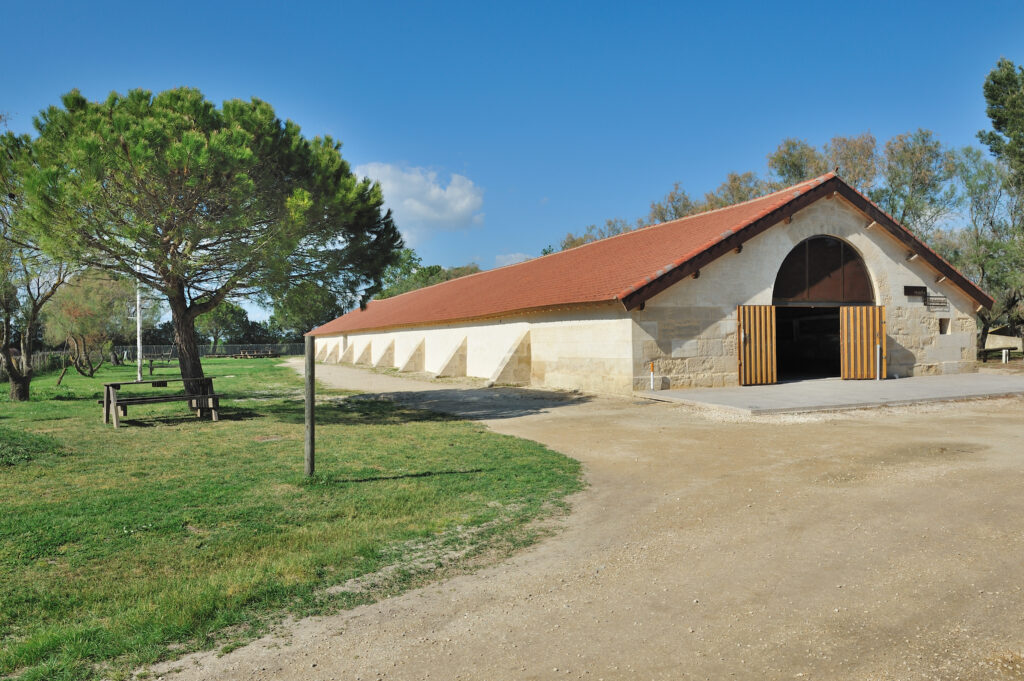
[776,306,841,379]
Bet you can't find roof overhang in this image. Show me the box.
[307,300,621,336]
[617,176,994,311]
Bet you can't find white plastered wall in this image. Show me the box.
[315,335,344,363]
[632,197,979,390]
[314,304,635,395]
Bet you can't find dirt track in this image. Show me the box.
[151,363,1024,680]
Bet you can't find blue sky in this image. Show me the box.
[3,0,1023,304]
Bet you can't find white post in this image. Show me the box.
[649,361,654,390]
[876,343,881,381]
[1003,348,1009,364]
[136,280,143,382]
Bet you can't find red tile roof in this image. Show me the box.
[310,173,990,335]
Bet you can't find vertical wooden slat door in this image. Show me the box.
[840,306,887,379]
[737,305,777,386]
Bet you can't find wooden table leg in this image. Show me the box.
[103,386,110,424]
[202,379,213,418]
[111,388,120,428]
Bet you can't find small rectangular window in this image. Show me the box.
[938,318,951,335]
[905,285,928,298]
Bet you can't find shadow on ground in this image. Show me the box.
[364,387,593,421]
[303,468,490,486]
[264,397,452,426]
[104,382,592,429]
[113,408,263,428]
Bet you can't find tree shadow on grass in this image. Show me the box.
[264,397,453,427]
[108,383,594,429]
[112,407,263,428]
[52,392,103,401]
[266,387,593,424]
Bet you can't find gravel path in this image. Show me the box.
[150,362,1024,680]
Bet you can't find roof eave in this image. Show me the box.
[618,177,845,309]
[307,299,622,336]
[618,176,994,311]
[832,182,994,310]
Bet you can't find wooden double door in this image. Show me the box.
[737,305,886,386]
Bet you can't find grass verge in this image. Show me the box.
[0,359,582,680]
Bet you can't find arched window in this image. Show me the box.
[773,236,874,305]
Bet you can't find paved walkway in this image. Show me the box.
[640,372,1024,414]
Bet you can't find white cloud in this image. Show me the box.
[355,162,484,245]
[495,252,532,267]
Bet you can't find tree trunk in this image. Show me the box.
[9,373,30,401]
[7,316,37,402]
[169,298,206,396]
[978,318,991,352]
[0,344,28,401]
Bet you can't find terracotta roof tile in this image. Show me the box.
[309,172,987,335]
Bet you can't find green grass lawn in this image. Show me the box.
[0,359,582,681]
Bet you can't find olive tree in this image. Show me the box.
[1,120,73,400]
[43,269,160,381]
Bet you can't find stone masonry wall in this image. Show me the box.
[631,197,981,391]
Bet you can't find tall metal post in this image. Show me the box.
[136,281,143,382]
[304,335,315,477]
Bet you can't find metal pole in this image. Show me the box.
[304,335,315,477]
[136,280,143,382]
[876,343,881,381]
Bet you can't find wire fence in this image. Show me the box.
[112,343,305,360]
[0,351,66,382]
[2,344,303,382]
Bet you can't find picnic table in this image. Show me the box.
[101,377,221,428]
[228,352,280,359]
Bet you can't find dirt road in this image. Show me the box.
[153,363,1024,680]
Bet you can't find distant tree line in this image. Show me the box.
[372,248,482,300]
[549,129,960,250]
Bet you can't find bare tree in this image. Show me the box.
[1,117,72,400]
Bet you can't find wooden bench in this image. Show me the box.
[101,377,220,428]
[147,351,177,376]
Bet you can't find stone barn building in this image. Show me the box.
[309,173,992,396]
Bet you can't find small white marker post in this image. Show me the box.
[305,336,315,477]
[649,361,655,390]
[1004,348,1009,364]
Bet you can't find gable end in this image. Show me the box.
[619,176,993,311]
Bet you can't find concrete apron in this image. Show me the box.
[638,372,1024,415]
